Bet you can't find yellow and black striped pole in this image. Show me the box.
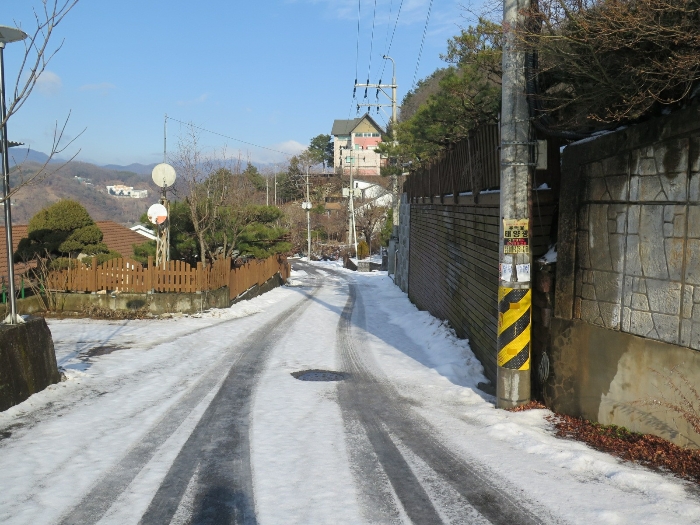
[498,0,532,408]
[498,287,531,370]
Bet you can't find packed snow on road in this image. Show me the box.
[0,260,698,524]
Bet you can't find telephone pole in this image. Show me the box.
[497,0,533,408]
[357,56,402,272]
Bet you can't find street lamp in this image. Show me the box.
[0,26,28,325]
[302,166,312,261]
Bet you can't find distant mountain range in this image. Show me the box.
[8,148,159,175]
[102,162,159,175]
[9,149,273,175]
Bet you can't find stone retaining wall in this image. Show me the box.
[0,317,60,411]
[550,103,700,447]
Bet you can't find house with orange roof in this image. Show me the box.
[0,221,151,285]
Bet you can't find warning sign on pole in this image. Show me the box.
[503,218,529,254]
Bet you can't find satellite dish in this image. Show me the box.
[147,203,168,225]
[151,163,176,188]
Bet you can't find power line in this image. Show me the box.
[349,0,363,118]
[411,0,434,90]
[365,0,379,100]
[379,0,404,81]
[165,117,294,158]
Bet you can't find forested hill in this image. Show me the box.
[7,160,159,226]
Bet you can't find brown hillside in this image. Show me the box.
[7,161,161,225]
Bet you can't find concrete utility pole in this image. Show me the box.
[497,0,533,408]
[357,57,402,271]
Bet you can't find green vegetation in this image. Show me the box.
[380,19,502,168]
[16,200,117,265]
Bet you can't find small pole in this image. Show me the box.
[0,42,19,323]
[306,166,311,260]
[164,114,167,163]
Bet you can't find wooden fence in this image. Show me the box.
[404,123,501,203]
[46,254,290,302]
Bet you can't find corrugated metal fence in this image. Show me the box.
[46,254,291,302]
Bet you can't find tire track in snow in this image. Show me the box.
[137,283,320,525]
[336,278,553,525]
[58,287,318,525]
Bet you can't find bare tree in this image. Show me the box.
[518,0,700,128]
[4,0,83,202]
[354,200,388,254]
[172,124,239,266]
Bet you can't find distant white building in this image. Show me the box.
[106,185,148,198]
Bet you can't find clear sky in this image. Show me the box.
[3,1,480,167]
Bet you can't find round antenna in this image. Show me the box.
[151,163,176,188]
[147,203,168,225]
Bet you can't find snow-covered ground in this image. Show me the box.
[0,261,698,524]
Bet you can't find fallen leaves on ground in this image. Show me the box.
[508,402,700,484]
[547,413,700,483]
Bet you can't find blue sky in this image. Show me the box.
[3,0,480,166]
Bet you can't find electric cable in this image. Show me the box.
[365,0,379,100]
[165,117,294,158]
[411,0,434,90]
[379,0,404,81]
[349,0,363,119]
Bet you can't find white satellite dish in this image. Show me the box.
[147,203,168,225]
[151,163,176,188]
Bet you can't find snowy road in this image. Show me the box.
[1,261,700,524]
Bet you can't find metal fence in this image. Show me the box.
[404,123,500,203]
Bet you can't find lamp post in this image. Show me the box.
[0,26,28,325]
[301,166,312,260]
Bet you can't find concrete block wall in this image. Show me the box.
[395,193,410,293]
[408,192,556,383]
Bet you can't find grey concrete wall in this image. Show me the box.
[395,193,410,293]
[547,317,700,448]
[0,317,60,411]
[552,103,700,447]
[9,273,286,316]
[11,287,229,316]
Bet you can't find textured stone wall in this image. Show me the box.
[395,193,410,293]
[566,119,700,349]
[550,104,700,447]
